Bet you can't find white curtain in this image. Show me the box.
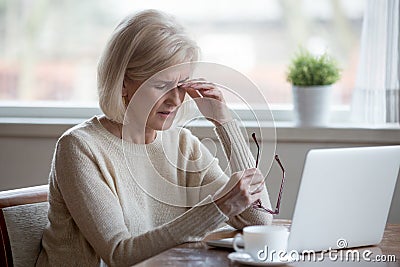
[351,0,400,125]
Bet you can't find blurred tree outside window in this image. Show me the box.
[0,0,365,110]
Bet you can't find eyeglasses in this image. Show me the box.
[251,133,286,215]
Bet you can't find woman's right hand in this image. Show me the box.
[213,168,265,217]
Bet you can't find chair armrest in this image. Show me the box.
[0,185,48,209]
[0,185,49,267]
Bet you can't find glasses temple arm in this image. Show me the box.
[273,155,285,214]
[252,133,260,168]
[250,134,286,215]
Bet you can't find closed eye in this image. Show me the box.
[154,77,189,90]
[154,83,168,90]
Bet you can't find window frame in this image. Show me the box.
[0,104,352,124]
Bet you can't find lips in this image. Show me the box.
[158,111,174,115]
[157,110,175,118]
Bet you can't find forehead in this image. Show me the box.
[151,64,192,83]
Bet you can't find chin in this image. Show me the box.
[156,123,172,131]
[150,118,175,131]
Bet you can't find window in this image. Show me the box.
[0,0,365,114]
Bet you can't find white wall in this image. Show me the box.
[0,121,399,223]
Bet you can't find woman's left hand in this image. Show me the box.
[179,79,233,126]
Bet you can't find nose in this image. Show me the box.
[166,87,183,106]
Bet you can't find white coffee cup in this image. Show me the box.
[233,225,289,262]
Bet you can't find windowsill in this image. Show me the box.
[0,117,399,144]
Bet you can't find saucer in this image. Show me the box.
[228,252,294,266]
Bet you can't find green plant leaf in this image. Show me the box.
[286,48,341,86]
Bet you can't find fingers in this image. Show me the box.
[236,182,263,209]
[215,168,264,200]
[178,78,207,87]
[249,182,265,194]
[234,168,265,196]
[185,87,203,99]
[187,87,219,99]
[179,79,224,101]
[178,79,209,91]
[190,88,217,98]
[199,88,223,100]
[234,169,265,194]
[213,168,265,217]
[234,168,264,185]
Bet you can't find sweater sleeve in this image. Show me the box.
[53,134,228,267]
[204,120,273,228]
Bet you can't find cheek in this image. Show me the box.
[148,91,165,109]
[150,99,163,113]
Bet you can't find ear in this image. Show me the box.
[122,88,128,97]
[122,78,128,97]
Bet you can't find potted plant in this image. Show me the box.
[287,48,341,127]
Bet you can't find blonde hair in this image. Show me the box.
[97,9,199,123]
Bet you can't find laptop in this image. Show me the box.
[206,145,400,252]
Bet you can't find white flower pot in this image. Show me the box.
[292,85,332,127]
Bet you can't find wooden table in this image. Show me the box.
[136,220,399,266]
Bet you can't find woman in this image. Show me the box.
[36,9,272,267]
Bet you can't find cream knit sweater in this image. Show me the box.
[36,117,272,267]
